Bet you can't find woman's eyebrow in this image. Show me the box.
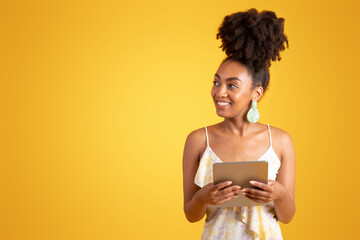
[214,73,242,82]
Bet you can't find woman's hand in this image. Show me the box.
[193,181,241,205]
[241,180,286,203]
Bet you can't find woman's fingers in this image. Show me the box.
[209,181,233,193]
[213,185,241,204]
[207,181,241,204]
[208,180,276,204]
[219,186,241,202]
[216,194,239,205]
[210,181,240,195]
[245,195,267,203]
[241,187,271,198]
[249,181,272,192]
[218,187,241,198]
[244,192,271,202]
[198,181,240,205]
[239,181,273,203]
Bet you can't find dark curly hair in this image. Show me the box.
[216,8,289,94]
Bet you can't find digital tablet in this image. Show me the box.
[210,161,268,207]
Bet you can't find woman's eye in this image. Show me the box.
[229,84,238,88]
[212,80,219,86]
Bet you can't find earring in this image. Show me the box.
[247,100,260,123]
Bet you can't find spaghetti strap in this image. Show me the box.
[266,123,272,147]
[204,127,209,147]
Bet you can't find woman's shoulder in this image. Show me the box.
[267,123,295,160]
[185,123,221,140]
[186,126,205,140]
[267,123,293,143]
[184,126,208,158]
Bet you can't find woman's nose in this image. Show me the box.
[215,85,228,97]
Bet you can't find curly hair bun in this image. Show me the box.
[216,8,289,72]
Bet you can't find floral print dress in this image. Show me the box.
[194,124,283,240]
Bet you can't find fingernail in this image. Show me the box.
[250,181,255,184]
[227,181,232,184]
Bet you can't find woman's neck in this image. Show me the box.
[221,118,257,137]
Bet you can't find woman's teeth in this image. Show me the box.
[218,102,230,106]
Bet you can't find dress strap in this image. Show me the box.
[266,123,272,147]
[204,127,209,147]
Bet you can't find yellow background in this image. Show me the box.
[1,0,359,239]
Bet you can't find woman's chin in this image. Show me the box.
[215,110,231,118]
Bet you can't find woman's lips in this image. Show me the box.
[215,101,231,108]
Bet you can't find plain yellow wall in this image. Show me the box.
[1,0,359,239]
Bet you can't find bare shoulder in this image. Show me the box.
[268,125,293,143]
[185,127,207,145]
[267,124,295,161]
[184,127,208,160]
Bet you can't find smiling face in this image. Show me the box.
[211,59,263,120]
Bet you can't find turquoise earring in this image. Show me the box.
[247,100,260,123]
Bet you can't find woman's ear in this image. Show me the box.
[253,86,263,101]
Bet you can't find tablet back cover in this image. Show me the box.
[211,161,268,207]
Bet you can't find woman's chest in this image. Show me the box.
[209,144,272,162]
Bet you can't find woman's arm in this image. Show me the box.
[240,129,296,223]
[182,130,208,222]
[273,130,296,223]
[182,129,241,222]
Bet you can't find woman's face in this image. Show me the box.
[211,59,262,119]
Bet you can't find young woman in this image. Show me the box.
[182,9,296,240]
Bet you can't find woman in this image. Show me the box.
[182,8,296,240]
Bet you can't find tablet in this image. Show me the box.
[210,161,268,207]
